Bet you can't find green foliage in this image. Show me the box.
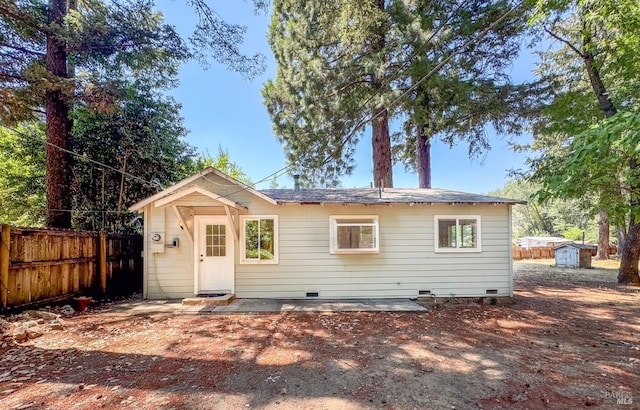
[263,0,385,187]
[562,226,584,241]
[0,123,46,226]
[244,218,275,260]
[70,83,196,232]
[392,0,539,170]
[0,0,188,124]
[1,0,266,228]
[513,0,640,282]
[533,111,640,229]
[1,0,266,122]
[244,248,275,260]
[263,0,536,187]
[187,146,252,184]
[489,179,598,241]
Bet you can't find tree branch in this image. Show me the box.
[0,4,45,33]
[0,42,45,57]
[544,26,585,59]
[0,72,28,82]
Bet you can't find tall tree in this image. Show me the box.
[263,0,394,188]
[45,0,71,227]
[264,0,535,189]
[1,0,265,228]
[391,0,537,188]
[70,84,196,232]
[527,0,640,283]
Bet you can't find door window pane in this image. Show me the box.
[205,224,226,257]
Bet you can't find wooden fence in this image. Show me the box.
[512,246,556,260]
[0,225,142,309]
[513,245,616,260]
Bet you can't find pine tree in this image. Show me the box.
[392,0,537,188]
[262,0,393,187]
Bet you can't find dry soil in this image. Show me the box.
[0,260,639,409]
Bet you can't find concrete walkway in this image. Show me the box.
[103,298,427,315]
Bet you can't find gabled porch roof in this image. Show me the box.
[153,185,248,211]
[128,167,277,212]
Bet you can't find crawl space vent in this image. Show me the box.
[306,292,319,298]
[418,290,431,296]
[485,289,498,295]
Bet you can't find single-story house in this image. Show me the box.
[554,243,596,269]
[129,168,525,300]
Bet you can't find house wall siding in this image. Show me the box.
[235,201,512,299]
[144,204,195,299]
[141,172,513,299]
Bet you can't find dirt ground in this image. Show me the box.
[1,260,639,409]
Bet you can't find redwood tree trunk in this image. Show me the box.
[416,124,431,188]
[372,106,392,188]
[596,211,609,259]
[618,218,640,285]
[370,0,392,189]
[619,158,640,285]
[45,0,72,228]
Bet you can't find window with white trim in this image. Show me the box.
[434,215,481,252]
[330,215,379,254]
[240,215,278,263]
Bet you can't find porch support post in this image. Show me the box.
[224,205,239,242]
[172,205,193,243]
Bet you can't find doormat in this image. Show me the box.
[197,293,227,298]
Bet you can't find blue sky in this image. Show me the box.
[159,1,536,193]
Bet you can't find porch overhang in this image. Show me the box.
[153,185,248,211]
[152,185,245,243]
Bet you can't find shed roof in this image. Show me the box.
[554,243,597,250]
[259,188,526,205]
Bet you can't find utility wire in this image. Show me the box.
[0,0,524,209]
[342,0,468,114]
[318,0,526,168]
[0,124,160,188]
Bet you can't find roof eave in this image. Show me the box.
[128,167,277,212]
[272,200,525,206]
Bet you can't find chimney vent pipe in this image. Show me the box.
[293,174,300,191]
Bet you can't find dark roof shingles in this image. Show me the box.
[258,188,525,204]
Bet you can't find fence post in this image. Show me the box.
[1,225,10,309]
[99,231,107,295]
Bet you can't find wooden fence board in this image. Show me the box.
[512,246,556,260]
[1,226,142,310]
[1,225,10,308]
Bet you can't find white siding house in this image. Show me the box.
[129,168,525,300]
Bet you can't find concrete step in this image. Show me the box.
[182,294,235,306]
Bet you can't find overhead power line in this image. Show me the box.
[0,0,525,210]
[320,0,526,166]
[0,124,160,188]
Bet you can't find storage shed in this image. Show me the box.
[554,243,596,268]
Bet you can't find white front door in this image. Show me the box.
[195,216,234,294]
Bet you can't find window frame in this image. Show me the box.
[434,215,482,253]
[329,215,380,254]
[240,215,279,264]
